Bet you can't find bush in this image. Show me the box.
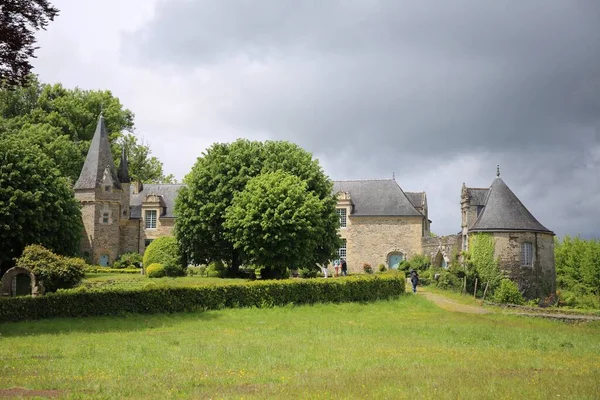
[186,266,206,277]
[143,237,184,276]
[299,268,318,279]
[435,271,461,291]
[146,263,166,278]
[15,245,85,292]
[206,261,226,278]
[363,263,373,274]
[85,268,140,274]
[113,253,143,269]
[378,264,387,272]
[493,279,524,305]
[0,275,406,322]
[407,254,431,272]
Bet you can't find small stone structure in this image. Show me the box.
[0,267,44,297]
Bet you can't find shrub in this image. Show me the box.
[378,264,387,272]
[493,279,524,305]
[435,271,461,291]
[363,263,373,274]
[206,260,227,278]
[15,245,85,292]
[186,266,206,276]
[0,275,406,322]
[418,270,432,286]
[146,263,166,278]
[113,253,143,269]
[143,237,184,276]
[85,268,140,274]
[407,254,431,271]
[299,268,317,279]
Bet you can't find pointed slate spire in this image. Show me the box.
[469,175,553,234]
[117,146,130,183]
[74,114,122,190]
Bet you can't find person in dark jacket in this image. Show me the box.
[410,269,419,293]
[340,259,348,276]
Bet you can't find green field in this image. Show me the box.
[1,293,599,399]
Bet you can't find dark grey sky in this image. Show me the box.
[34,1,600,238]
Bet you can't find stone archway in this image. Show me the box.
[1,267,44,297]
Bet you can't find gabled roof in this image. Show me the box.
[129,184,185,218]
[405,192,425,209]
[74,114,121,190]
[332,179,423,217]
[466,188,489,206]
[469,177,553,234]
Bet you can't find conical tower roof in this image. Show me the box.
[74,114,122,190]
[469,173,553,234]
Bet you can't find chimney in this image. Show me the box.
[133,181,144,194]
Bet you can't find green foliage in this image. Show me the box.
[0,136,82,268]
[363,263,373,274]
[555,235,600,299]
[113,253,143,269]
[378,264,386,272]
[175,139,340,273]
[493,279,524,305]
[468,234,502,290]
[186,266,207,277]
[85,268,140,274]
[0,275,406,322]
[0,75,172,183]
[146,263,166,278]
[299,268,318,279]
[205,261,226,278]
[435,271,461,291]
[405,254,431,272]
[142,236,184,276]
[224,171,330,271]
[15,245,85,292]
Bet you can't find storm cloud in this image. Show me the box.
[34,0,600,237]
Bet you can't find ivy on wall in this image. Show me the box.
[468,233,502,290]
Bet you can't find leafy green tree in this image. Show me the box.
[175,139,340,273]
[0,135,82,271]
[120,133,175,184]
[0,75,174,183]
[0,1,59,88]
[224,171,328,273]
[468,233,502,290]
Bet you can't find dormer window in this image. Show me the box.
[336,208,347,228]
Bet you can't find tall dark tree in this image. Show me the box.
[0,0,59,88]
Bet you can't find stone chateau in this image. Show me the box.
[75,115,555,298]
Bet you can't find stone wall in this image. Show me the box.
[339,216,423,273]
[492,232,555,299]
[120,219,141,255]
[421,235,461,267]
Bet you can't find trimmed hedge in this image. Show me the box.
[0,275,405,322]
[85,268,141,274]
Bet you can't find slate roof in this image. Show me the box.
[405,192,425,209]
[469,177,553,234]
[74,115,122,190]
[129,184,185,219]
[467,188,489,206]
[332,179,423,217]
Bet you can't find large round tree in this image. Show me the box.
[0,135,82,271]
[175,139,340,273]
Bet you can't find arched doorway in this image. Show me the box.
[14,273,32,296]
[387,252,404,270]
[1,267,43,297]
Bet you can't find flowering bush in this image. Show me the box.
[363,263,373,274]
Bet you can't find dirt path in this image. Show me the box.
[415,286,491,314]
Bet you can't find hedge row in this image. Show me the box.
[0,275,405,322]
[85,268,141,274]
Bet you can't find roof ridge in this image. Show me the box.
[333,178,394,182]
[467,187,490,190]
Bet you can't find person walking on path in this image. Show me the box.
[410,269,419,293]
[340,259,348,276]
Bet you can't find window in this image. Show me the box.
[144,239,154,248]
[102,212,109,224]
[104,185,111,192]
[521,242,533,267]
[145,210,157,229]
[336,208,347,228]
[338,239,347,259]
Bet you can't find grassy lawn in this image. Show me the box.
[77,273,248,291]
[1,295,599,399]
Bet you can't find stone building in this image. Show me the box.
[73,115,180,265]
[331,180,431,273]
[74,115,555,298]
[460,167,556,298]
